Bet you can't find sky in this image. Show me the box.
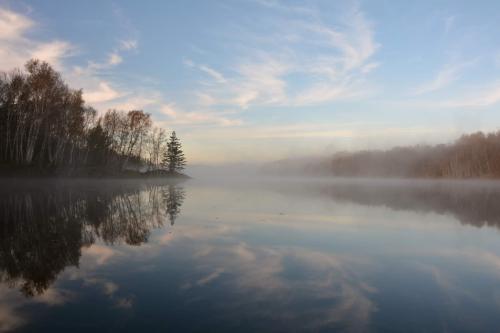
[1,0,500,164]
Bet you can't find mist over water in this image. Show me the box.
[2,177,500,332]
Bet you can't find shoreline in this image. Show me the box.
[0,166,190,180]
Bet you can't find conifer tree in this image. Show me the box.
[162,131,186,173]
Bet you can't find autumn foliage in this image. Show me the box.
[0,60,185,175]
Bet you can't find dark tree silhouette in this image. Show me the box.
[86,122,110,167]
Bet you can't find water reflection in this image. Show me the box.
[0,180,185,297]
[270,179,500,229]
[3,179,500,332]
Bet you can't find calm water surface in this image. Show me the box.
[2,178,500,332]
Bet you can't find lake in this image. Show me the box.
[2,178,500,332]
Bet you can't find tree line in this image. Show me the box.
[0,59,186,175]
[306,131,500,178]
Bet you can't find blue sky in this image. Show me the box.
[1,0,500,163]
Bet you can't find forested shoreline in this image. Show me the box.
[0,60,187,177]
[3,60,499,180]
[266,131,500,179]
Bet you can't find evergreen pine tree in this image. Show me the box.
[162,131,186,173]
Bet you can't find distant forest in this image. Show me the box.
[0,59,186,176]
[267,131,500,179]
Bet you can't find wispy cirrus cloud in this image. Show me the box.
[413,60,475,95]
[184,59,227,83]
[0,2,381,132]
[442,83,500,108]
[119,39,138,51]
[403,81,500,109]
[198,65,226,83]
[186,2,380,110]
[252,0,316,15]
[160,104,242,127]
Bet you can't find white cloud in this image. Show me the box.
[186,56,290,109]
[196,92,217,106]
[0,3,381,146]
[443,83,500,108]
[108,95,159,111]
[83,82,122,104]
[119,39,137,50]
[232,57,289,107]
[361,62,380,74]
[306,8,379,72]
[198,65,226,83]
[185,122,444,141]
[160,104,242,127]
[108,52,123,65]
[30,40,74,67]
[0,8,33,40]
[253,0,316,15]
[292,83,354,106]
[0,8,74,71]
[187,4,379,109]
[184,60,227,83]
[0,6,134,111]
[414,61,473,95]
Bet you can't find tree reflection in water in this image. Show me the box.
[0,180,185,297]
[165,184,185,225]
[270,180,500,229]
